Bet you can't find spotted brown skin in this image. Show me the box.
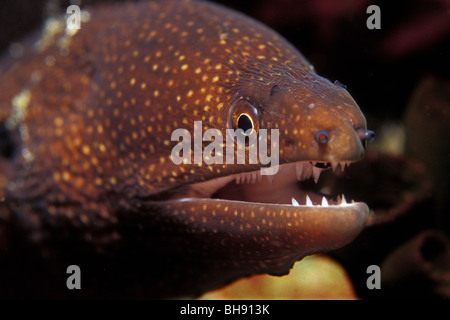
[0,0,370,298]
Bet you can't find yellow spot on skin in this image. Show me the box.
[53,171,61,181]
[91,156,99,165]
[62,171,71,181]
[130,78,136,85]
[181,64,188,71]
[99,207,109,218]
[82,145,90,155]
[54,117,64,127]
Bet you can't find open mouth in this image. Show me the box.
[174,160,363,209]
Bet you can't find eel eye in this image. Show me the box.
[315,130,330,144]
[237,113,254,133]
[229,98,260,145]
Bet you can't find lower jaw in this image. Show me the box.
[150,160,370,273]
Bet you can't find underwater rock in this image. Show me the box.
[381,229,450,299]
[323,150,435,298]
[404,76,450,236]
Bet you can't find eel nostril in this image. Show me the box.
[356,129,375,143]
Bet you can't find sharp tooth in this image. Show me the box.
[266,174,274,184]
[312,166,321,183]
[291,197,299,206]
[235,175,241,184]
[303,163,313,180]
[321,196,329,207]
[341,194,347,205]
[251,172,257,183]
[331,162,339,172]
[306,195,313,206]
[257,171,262,182]
[295,162,304,180]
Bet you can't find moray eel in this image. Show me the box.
[0,0,372,298]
